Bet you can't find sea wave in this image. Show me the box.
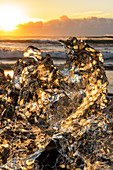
[0,37,112,169]
[0,36,113,61]
[102,52,113,59]
[0,47,66,60]
[1,38,113,44]
[0,47,113,61]
[0,47,24,60]
[0,39,61,45]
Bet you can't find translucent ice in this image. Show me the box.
[0,37,112,170]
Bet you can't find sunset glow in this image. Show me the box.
[0,0,113,35]
[0,3,26,31]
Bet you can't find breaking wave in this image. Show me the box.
[0,39,60,44]
[0,37,112,169]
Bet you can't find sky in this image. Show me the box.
[0,0,112,20]
[0,0,113,35]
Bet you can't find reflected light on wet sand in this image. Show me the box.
[4,70,14,78]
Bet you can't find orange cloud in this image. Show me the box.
[9,16,113,36]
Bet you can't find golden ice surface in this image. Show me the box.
[0,37,112,169]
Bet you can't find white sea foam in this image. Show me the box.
[0,36,113,64]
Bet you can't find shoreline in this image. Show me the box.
[0,37,112,169]
[0,57,67,70]
[0,58,113,70]
[1,58,113,97]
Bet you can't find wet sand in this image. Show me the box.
[106,70,113,94]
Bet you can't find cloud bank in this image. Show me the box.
[13,16,113,36]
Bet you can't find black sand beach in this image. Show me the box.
[0,37,113,169]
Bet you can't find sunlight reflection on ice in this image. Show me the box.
[4,70,14,78]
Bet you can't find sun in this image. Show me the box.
[0,3,26,31]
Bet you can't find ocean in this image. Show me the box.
[0,36,113,65]
[0,36,113,169]
[1,36,113,94]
